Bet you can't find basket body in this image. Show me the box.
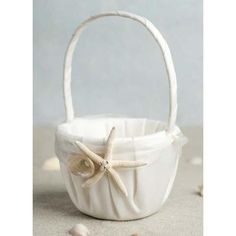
[56,11,187,220]
[55,117,186,220]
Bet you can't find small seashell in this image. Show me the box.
[68,155,95,178]
[69,224,90,236]
[42,156,60,171]
[131,234,140,236]
[198,185,203,197]
[188,157,203,165]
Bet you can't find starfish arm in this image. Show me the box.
[82,171,105,188]
[108,168,128,196]
[75,141,103,164]
[104,127,116,161]
[111,160,147,168]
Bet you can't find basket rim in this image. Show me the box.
[56,116,179,145]
[55,116,186,166]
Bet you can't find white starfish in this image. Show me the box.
[75,127,147,196]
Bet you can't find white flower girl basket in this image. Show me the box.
[55,11,187,220]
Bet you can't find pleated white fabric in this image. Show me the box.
[55,117,187,220]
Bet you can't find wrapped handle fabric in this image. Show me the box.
[63,11,177,132]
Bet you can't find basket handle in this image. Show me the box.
[63,11,177,132]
